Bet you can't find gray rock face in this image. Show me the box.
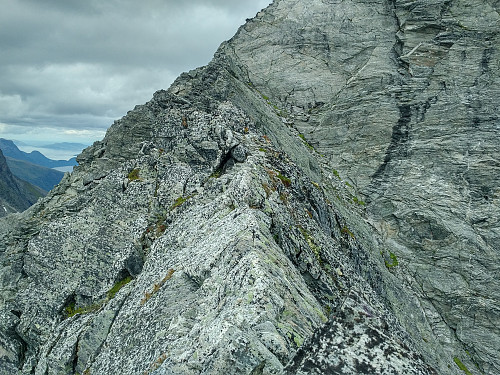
[224,0,499,373]
[284,299,438,375]
[0,1,498,375]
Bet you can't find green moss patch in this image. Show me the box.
[453,357,473,375]
[64,275,134,318]
[276,172,291,187]
[107,276,132,300]
[170,195,193,210]
[65,301,101,318]
[385,251,399,268]
[128,168,141,181]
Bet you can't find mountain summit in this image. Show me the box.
[0,0,498,374]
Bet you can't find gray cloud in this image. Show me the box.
[0,0,272,144]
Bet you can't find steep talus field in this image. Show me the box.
[0,0,498,374]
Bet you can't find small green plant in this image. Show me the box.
[384,251,399,268]
[128,168,140,181]
[210,167,223,179]
[298,134,315,151]
[352,196,366,206]
[299,227,322,263]
[280,325,304,348]
[293,334,304,348]
[277,108,290,118]
[332,169,340,179]
[324,305,332,316]
[453,357,473,375]
[276,172,291,187]
[170,195,192,210]
[107,276,132,300]
[341,225,355,239]
[65,301,101,318]
[64,275,134,319]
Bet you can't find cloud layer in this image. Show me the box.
[0,0,272,144]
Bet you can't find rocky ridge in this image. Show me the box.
[0,0,498,374]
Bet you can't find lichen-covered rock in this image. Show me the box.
[285,297,438,375]
[0,1,498,375]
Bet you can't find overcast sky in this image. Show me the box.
[0,0,272,147]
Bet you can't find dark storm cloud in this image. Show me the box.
[0,0,272,143]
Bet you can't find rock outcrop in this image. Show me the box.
[0,1,498,374]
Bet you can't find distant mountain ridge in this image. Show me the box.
[0,138,77,168]
[0,138,67,192]
[0,149,45,217]
[40,142,89,151]
[5,157,64,192]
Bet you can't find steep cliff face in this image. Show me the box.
[224,0,500,372]
[0,1,498,375]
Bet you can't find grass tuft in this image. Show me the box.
[276,172,291,187]
[107,276,132,300]
[128,168,140,181]
[453,357,473,375]
[170,195,193,210]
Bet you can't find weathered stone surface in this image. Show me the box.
[221,0,499,373]
[0,1,498,375]
[285,296,438,375]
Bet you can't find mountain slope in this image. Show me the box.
[5,157,65,192]
[0,1,498,375]
[0,150,45,217]
[0,102,436,375]
[223,0,499,373]
[0,138,77,168]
